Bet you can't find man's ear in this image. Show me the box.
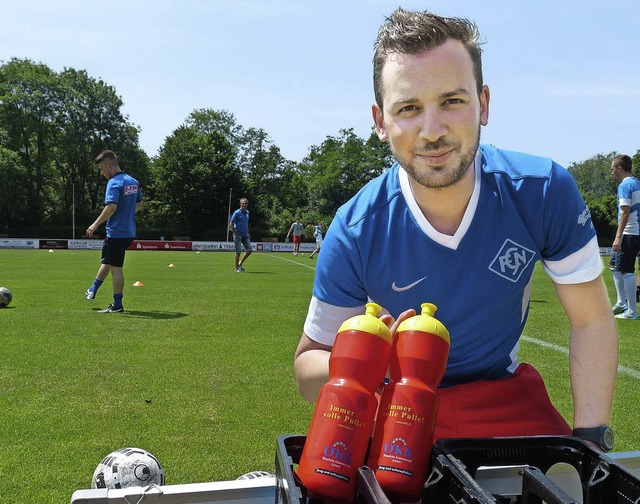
[479,85,490,127]
[372,103,388,142]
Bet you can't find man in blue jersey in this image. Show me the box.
[610,154,640,320]
[229,198,252,272]
[85,150,143,313]
[294,8,618,451]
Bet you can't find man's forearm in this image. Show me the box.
[570,320,618,428]
[294,349,330,403]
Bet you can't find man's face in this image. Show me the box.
[240,200,249,211]
[611,162,623,181]
[372,39,489,189]
[97,162,110,180]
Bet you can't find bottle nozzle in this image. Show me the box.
[420,303,437,317]
[365,302,383,317]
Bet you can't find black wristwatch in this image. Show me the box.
[572,425,615,452]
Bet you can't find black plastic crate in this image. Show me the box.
[426,436,640,503]
[275,434,640,504]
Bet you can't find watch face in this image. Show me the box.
[603,427,615,451]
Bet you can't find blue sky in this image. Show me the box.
[2,0,639,168]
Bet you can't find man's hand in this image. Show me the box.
[86,224,97,238]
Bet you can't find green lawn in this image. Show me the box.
[0,249,637,503]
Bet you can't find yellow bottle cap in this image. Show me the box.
[397,303,450,344]
[337,302,393,344]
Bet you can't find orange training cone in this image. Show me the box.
[133,281,144,287]
[168,263,176,268]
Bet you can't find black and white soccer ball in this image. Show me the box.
[236,470,275,480]
[92,447,165,489]
[0,287,11,308]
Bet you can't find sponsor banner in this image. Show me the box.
[599,247,613,256]
[39,239,68,250]
[0,238,39,249]
[192,241,236,251]
[130,240,193,251]
[69,240,103,250]
[272,242,315,253]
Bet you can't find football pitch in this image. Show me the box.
[0,248,638,503]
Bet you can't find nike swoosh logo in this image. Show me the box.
[391,276,428,292]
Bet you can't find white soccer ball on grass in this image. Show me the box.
[0,287,12,307]
[92,447,165,489]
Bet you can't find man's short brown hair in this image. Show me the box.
[373,7,484,111]
[94,149,119,167]
[612,154,632,173]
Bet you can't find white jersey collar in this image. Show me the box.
[399,150,482,250]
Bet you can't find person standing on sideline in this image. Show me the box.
[294,8,618,451]
[309,222,323,259]
[287,217,304,256]
[610,154,640,320]
[229,198,252,272]
[85,150,142,313]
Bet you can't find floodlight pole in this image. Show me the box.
[227,188,233,242]
[72,181,76,240]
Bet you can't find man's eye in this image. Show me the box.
[399,105,418,113]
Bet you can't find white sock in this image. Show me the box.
[624,273,637,313]
[612,270,626,305]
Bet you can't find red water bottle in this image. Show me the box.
[297,303,393,503]
[367,303,450,502]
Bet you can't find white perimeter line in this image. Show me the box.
[271,254,317,271]
[522,335,640,380]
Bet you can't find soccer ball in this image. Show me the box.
[92,447,165,489]
[0,287,11,307]
[236,470,275,480]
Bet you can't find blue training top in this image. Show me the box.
[231,208,250,237]
[105,172,142,238]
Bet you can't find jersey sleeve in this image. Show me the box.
[105,179,121,205]
[540,163,602,284]
[304,210,369,344]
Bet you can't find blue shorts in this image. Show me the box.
[612,235,640,274]
[234,235,252,254]
[101,237,134,267]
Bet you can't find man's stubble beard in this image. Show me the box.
[392,126,481,190]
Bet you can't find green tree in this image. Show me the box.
[54,67,149,235]
[0,58,147,237]
[301,128,390,216]
[0,58,60,229]
[0,144,29,234]
[567,152,618,198]
[150,123,239,240]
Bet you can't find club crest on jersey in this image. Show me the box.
[124,185,138,195]
[489,239,536,283]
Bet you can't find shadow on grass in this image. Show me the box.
[91,309,188,319]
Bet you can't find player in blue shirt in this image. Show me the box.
[229,198,253,272]
[294,8,618,450]
[85,150,142,313]
[610,154,640,319]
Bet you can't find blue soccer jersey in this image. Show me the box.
[617,176,640,235]
[304,145,602,387]
[231,209,250,237]
[105,172,142,238]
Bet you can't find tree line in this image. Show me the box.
[0,58,637,244]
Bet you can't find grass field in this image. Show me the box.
[0,248,638,503]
